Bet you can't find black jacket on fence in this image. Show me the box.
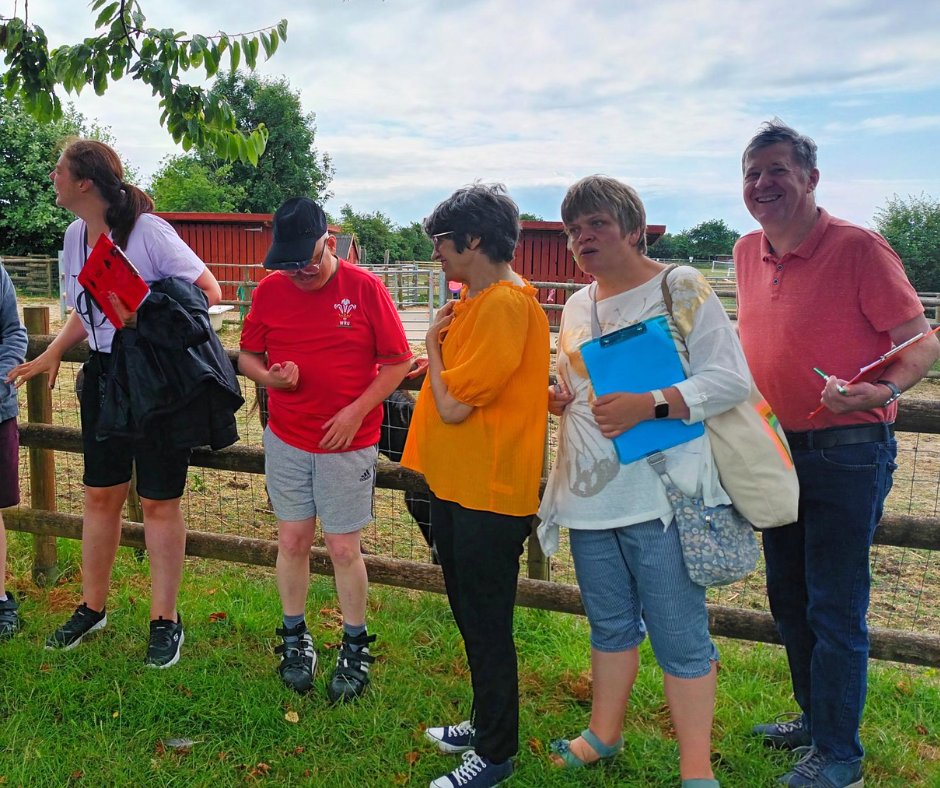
[96,277,244,450]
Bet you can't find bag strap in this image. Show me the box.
[589,281,602,339]
[659,263,682,337]
[647,450,668,477]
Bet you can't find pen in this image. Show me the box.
[812,367,847,395]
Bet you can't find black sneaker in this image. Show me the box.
[145,615,184,668]
[275,622,317,694]
[327,631,376,703]
[45,603,107,650]
[0,593,21,641]
[752,712,813,750]
[777,746,864,787]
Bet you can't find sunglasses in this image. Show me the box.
[430,230,455,249]
[286,235,329,276]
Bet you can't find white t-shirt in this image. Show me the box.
[537,266,751,553]
[62,213,207,352]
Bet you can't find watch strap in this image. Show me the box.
[651,389,669,419]
[875,379,901,407]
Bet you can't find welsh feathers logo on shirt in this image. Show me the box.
[334,298,358,328]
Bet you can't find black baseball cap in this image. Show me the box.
[264,197,328,270]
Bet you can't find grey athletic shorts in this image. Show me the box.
[262,426,377,533]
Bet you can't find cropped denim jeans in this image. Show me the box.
[762,430,897,764]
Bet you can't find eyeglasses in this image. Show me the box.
[287,235,329,276]
[430,231,455,249]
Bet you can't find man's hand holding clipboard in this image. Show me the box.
[809,325,940,419]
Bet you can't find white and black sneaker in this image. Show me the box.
[425,720,475,754]
[145,615,184,668]
[327,631,376,703]
[0,593,21,641]
[275,622,317,694]
[45,603,107,650]
[430,751,513,788]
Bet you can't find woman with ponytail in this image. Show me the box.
[8,138,223,668]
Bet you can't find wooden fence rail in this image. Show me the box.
[0,254,58,296]
[7,316,940,668]
[5,507,937,667]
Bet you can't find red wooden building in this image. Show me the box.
[156,214,663,320]
[515,220,666,324]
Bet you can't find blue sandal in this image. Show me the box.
[549,728,623,768]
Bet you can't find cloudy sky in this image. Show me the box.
[10,0,940,235]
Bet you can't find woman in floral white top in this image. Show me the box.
[539,175,750,788]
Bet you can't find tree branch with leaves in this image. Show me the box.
[0,0,287,163]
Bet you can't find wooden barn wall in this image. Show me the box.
[153,215,660,315]
[156,213,271,302]
[512,227,584,327]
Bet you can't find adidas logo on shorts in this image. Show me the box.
[359,469,372,482]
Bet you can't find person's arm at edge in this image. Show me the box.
[193,267,222,307]
[320,357,415,450]
[823,314,940,412]
[882,315,940,391]
[6,309,88,389]
[0,273,27,369]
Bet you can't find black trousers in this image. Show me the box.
[430,493,531,764]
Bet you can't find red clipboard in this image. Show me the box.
[808,325,940,418]
[77,233,151,329]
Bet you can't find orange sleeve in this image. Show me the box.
[441,288,529,407]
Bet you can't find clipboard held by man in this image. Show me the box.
[808,325,940,418]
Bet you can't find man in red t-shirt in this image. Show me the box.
[239,197,412,702]
[734,120,939,788]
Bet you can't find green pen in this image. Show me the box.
[813,367,847,395]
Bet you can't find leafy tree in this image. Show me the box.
[649,220,739,260]
[519,211,544,221]
[649,232,690,260]
[339,205,401,264]
[0,1,287,163]
[196,72,332,213]
[0,95,84,254]
[396,222,433,261]
[874,194,940,293]
[684,219,740,259]
[337,208,436,264]
[148,154,245,213]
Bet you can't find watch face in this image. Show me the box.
[655,402,669,419]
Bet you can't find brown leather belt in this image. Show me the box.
[784,423,894,450]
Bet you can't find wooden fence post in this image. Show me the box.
[125,466,147,562]
[23,306,58,586]
[527,415,551,580]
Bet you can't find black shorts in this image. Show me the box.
[79,353,191,500]
[0,416,19,508]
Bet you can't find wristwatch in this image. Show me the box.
[876,379,902,407]
[651,389,669,419]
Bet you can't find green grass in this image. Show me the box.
[1,535,939,787]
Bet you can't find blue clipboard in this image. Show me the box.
[581,315,704,464]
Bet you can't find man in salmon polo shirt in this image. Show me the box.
[734,119,939,788]
[239,197,413,702]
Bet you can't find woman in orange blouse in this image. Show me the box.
[402,184,549,788]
